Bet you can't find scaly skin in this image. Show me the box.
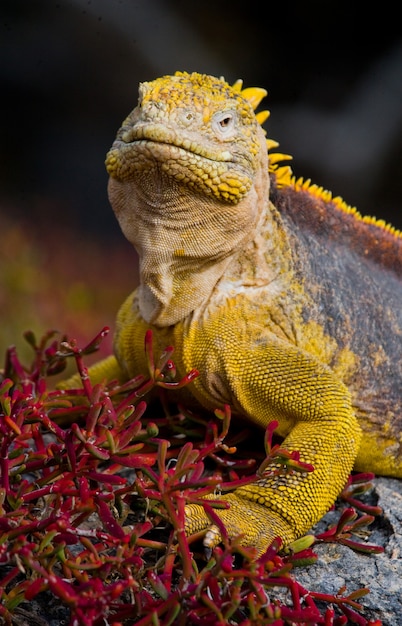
[69,72,402,555]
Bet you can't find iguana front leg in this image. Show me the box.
[57,355,125,389]
[184,334,362,555]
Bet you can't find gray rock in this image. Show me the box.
[291,477,402,625]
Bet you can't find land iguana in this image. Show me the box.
[71,71,402,555]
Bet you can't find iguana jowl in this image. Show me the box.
[91,72,402,554]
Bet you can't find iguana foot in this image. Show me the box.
[185,492,297,556]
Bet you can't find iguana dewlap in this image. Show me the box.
[87,72,402,555]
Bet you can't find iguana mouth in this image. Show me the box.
[120,124,234,163]
[106,121,255,203]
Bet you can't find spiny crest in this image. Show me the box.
[233,79,294,188]
[292,178,402,238]
[236,77,402,241]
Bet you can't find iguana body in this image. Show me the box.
[85,72,402,554]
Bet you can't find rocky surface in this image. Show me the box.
[294,477,402,625]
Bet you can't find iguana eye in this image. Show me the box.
[212,111,236,138]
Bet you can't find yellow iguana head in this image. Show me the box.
[104,72,292,325]
[105,71,271,204]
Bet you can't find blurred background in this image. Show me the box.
[1,0,402,364]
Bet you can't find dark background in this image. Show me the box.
[1,1,402,358]
[2,0,402,236]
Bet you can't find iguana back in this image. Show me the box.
[274,182,402,475]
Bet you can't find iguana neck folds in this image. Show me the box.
[108,158,271,325]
